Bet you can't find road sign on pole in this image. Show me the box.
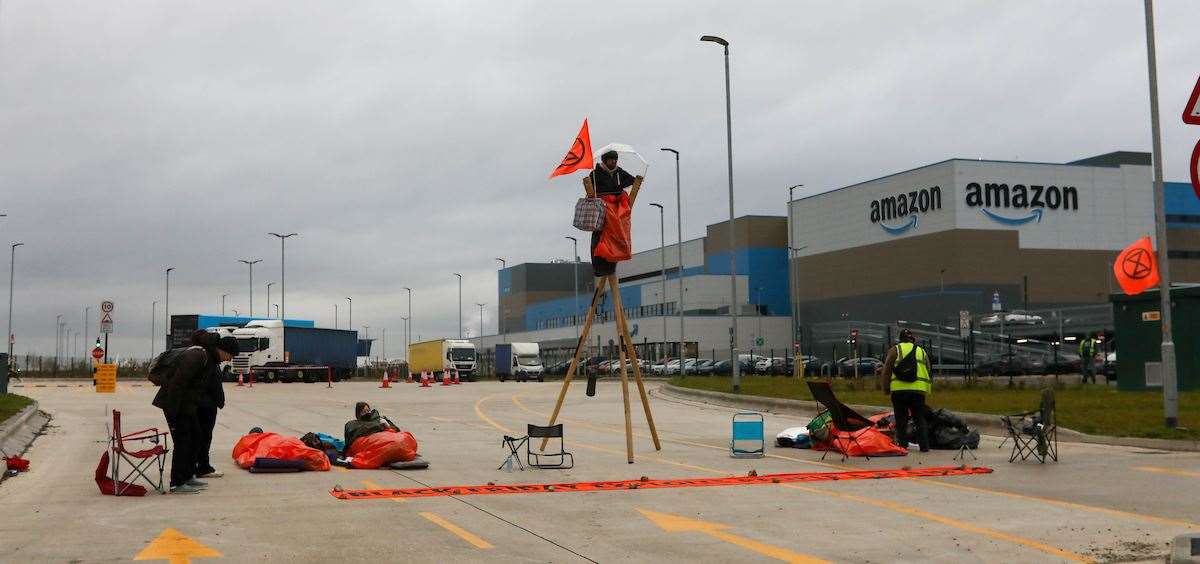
[100,300,114,334]
[91,346,104,361]
[1182,74,1200,125]
[991,291,1002,312]
[959,310,971,339]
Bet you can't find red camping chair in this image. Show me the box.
[107,410,170,495]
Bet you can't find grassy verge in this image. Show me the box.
[0,394,34,423]
[670,376,1200,441]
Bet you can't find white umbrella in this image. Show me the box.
[593,143,649,177]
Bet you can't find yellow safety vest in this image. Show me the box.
[890,342,931,394]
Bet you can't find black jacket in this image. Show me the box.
[152,346,208,417]
[589,165,635,196]
[195,349,226,411]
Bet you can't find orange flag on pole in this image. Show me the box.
[1114,236,1160,295]
[549,119,593,179]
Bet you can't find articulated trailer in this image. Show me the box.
[230,320,362,382]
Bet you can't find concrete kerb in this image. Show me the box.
[658,383,1200,453]
[0,401,51,477]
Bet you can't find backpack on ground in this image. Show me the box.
[893,345,919,382]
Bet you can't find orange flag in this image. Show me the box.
[549,119,593,179]
[1113,236,1160,295]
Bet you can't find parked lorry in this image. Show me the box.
[495,342,544,382]
[229,319,360,383]
[409,339,477,380]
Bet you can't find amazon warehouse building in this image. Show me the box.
[475,151,1200,371]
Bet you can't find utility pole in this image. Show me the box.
[1142,0,1178,428]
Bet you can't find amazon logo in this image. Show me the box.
[870,186,942,236]
[965,182,1078,225]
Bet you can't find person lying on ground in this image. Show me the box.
[344,402,400,450]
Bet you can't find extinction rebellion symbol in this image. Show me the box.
[1122,248,1154,280]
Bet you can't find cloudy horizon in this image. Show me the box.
[3,1,1200,360]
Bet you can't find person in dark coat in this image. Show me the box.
[586,150,642,276]
[192,331,236,479]
[151,342,210,494]
[344,401,399,451]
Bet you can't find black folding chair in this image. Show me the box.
[1000,388,1058,463]
[806,381,876,461]
[525,424,574,469]
[498,435,526,471]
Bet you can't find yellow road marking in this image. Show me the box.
[360,480,407,503]
[1135,466,1200,479]
[639,509,829,563]
[494,392,1091,562]
[419,512,494,549]
[518,392,1200,531]
[135,528,222,564]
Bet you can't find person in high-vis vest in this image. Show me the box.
[879,329,933,452]
[1078,335,1098,384]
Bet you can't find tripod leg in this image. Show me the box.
[541,277,608,450]
[616,334,634,463]
[607,275,661,451]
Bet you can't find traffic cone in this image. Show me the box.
[237,372,245,387]
[441,371,451,386]
[379,370,391,389]
[453,369,461,385]
[420,372,431,388]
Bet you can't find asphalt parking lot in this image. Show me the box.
[3,379,1198,563]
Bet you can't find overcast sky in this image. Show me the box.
[3,1,1200,360]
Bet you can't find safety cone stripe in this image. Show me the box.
[332,466,994,500]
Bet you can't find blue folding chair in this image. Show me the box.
[730,412,765,458]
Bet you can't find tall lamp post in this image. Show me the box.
[1142,0,1178,428]
[565,236,580,340]
[266,282,275,319]
[83,306,91,361]
[334,303,338,328]
[55,314,62,365]
[164,267,174,351]
[400,316,409,362]
[403,287,412,359]
[239,259,261,318]
[4,242,20,392]
[453,273,463,339]
[221,293,229,316]
[495,258,506,344]
[268,232,298,321]
[660,148,685,363]
[345,297,353,334]
[787,184,803,357]
[151,301,157,359]
[476,303,486,350]
[649,203,668,358]
[701,34,740,391]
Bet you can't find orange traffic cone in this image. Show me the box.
[420,372,431,387]
[441,371,451,386]
[237,372,245,387]
[380,370,391,389]
[453,369,461,385]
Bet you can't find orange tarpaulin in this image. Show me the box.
[549,119,593,179]
[592,192,632,262]
[345,429,419,469]
[232,432,330,472]
[1114,236,1160,296]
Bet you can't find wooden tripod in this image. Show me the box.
[541,273,661,463]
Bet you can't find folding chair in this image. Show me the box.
[730,412,765,458]
[498,435,526,471]
[108,410,170,495]
[806,381,876,461]
[1000,388,1058,463]
[525,424,574,469]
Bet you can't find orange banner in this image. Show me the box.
[1114,236,1160,295]
[549,119,593,179]
[331,466,992,500]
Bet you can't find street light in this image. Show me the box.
[453,273,463,339]
[221,293,229,316]
[165,267,174,351]
[649,203,668,357]
[476,303,486,349]
[268,232,298,321]
[83,306,91,361]
[334,303,339,328]
[565,236,579,340]
[661,147,685,363]
[55,314,62,365]
[239,259,262,318]
[273,304,279,318]
[345,297,353,334]
[402,287,412,360]
[701,33,740,391]
[400,316,409,362]
[787,184,803,358]
[6,243,23,392]
[151,301,157,360]
[495,258,506,343]
[266,282,275,318]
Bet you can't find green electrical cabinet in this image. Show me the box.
[1111,285,1200,391]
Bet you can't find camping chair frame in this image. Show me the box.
[806,381,875,462]
[525,424,574,469]
[498,435,527,471]
[108,410,170,495]
[730,412,765,458]
[1000,388,1058,463]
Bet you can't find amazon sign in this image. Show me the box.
[964,182,1078,226]
[869,186,942,235]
